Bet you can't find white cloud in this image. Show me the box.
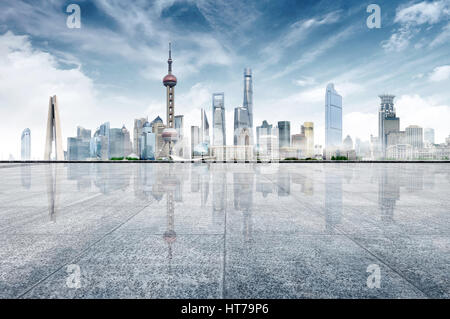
[381,25,416,52]
[430,22,450,47]
[0,31,98,160]
[429,65,450,82]
[343,112,378,141]
[294,76,316,87]
[394,0,450,25]
[396,94,450,143]
[383,1,450,52]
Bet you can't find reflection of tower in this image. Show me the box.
[212,164,226,226]
[44,95,64,160]
[325,170,342,232]
[234,172,254,242]
[378,168,400,223]
[162,43,178,156]
[162,166,179,262]
[45,164,59,221]
[21,164,31,189]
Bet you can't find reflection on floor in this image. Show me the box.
[0,163,449,298]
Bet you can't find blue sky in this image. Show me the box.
[0,0,449,159]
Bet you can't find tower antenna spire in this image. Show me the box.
[168,42,173,74]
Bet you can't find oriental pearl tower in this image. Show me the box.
[162,43,178,157]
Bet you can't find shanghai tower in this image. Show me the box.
[243,68,253,129]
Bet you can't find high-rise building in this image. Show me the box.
[139,122,156,160]
[378,94,400,156]
[256,121,278,160]
[325,83,342,150]
[234,68,254,147]
[212,93,226,147]
[162,43,178,156]
[424,128,435,146]
[292,133,306,157]
[44,95,63,160]
[302,122,314,157]
[174,115,184,140]
[91,122,110,160]
[243,68,253,129]
[151,118,166,159]
[122,125,132,156]
[21,128,31,160]
[68,126,91,160]
[191,126,200,158]
[278,121,291,149]
[234,107,252,146]
[406,125,423,149]
[201,108,210,145]
[134,117,148,155]
[343,135,353,150]
[256,120,272,150]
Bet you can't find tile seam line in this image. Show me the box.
[16,200,155,299]
[260,173,432,298]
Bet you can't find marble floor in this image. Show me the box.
[0,163,449,299]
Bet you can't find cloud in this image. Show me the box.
[383,0,450,52]
[0,31,97,159]
[381,25,416,52]
[429,65,450,82]
[430,22,450,47]
[294,76,317,87]
[261,10,341,67]
[394,0,450,25]
[343,112,378,141]
[396,94,450,143]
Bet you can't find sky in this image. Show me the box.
[0,0,449,159]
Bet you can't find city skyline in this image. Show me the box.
[0,0,450,159]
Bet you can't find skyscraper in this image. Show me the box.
[234,107,251,146]
[139,121,156,160]
[243,68,253,129]
[201,108,210,145]
[162,43,178,156]
[21,128,31,160]
[278,121,291,148]
[174,115,184,140]
[212,93,226,147]
[302,122,314,157]
[134,117,148,155]
[122,125,132,156]
[191,126,200,158]
[325,83,342,150]
[424,128,435,146]
[378,94,400,156]
[68,126,91,160]
[234,68,254,147]
[91,122,110,160]
[44,95,63,160]
[256,121,279,160]
[256,120,272,150]
[406,125,423,149]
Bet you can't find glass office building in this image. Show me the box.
[21,128,31,160]
[212,93,226,147]
[278,121,291,148]
[325,83,342,150]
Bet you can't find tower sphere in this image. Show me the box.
[163,74,177,87]
[162,127,178,142]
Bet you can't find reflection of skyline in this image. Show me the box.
[18,163,442,232]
